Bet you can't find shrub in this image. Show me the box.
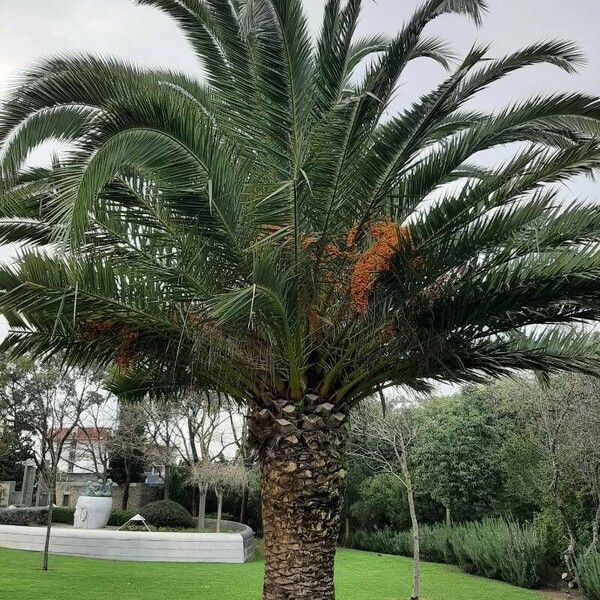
[578,551,600,600]
[107,510,135,527]
[139,500,195,529]
[533,508,566,566]
[351,518,545,589]
[206,512,235,523]
[351,529,408,555]
[453,518,544,589]
[350,474,410,531]
[0,507,48,526]
[52,507,75,524]
[420,523,456,564]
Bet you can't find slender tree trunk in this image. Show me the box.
[122,481,130,511]
[122,462,131,510]
[251,399,347,600]
[445,505,452,526]
[42,472,55,571]
[216,490,223,533]
[239,485,248,524]
[402,463,420,600]
[197,486,207,531]
[344,517,351,547]
[548,442,578,574]
[163,465,170,501]
[590,495,600,553]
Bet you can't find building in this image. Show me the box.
[50,426,112,476]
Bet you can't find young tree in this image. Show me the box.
[3,1,600,597]
[351,398,422,600]
[0,355,102,570]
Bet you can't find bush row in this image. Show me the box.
[4,501,217,531]
[50,507,135,526]
[352,518,545,589]
[51,507,74,524]
[578,551,600,600]
[0,507,48,526]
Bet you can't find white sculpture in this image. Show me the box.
[74,496,113,529]
[73,479,114,530]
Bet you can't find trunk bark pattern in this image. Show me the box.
[250,396,347,600]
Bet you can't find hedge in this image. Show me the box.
[0,507,48,526]
[352,518,545,589]
[52,507,75,524]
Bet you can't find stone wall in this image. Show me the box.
[0,522,255,563]
[111,483,164,511]
[55,481,164,511]
[0,482,14,507]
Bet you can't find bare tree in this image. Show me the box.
[350,396,421,600]
[72,397,115,482]
[142,398,182,500]
[165,390,245,530]
[107,402,149,510]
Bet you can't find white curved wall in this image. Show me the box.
[0,521,255,563]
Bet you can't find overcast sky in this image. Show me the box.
[0,0,599,340]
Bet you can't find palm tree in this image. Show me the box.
[2,0,600,597]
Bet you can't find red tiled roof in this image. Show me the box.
[48,427,112,442]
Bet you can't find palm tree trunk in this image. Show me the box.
[256,404,347,600]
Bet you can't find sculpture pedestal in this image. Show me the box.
[74,496,112,529]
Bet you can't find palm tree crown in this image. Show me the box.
[2,0,600,407]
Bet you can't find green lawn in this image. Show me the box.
[0,547,543,600]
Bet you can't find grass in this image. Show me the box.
[0,547,546,600]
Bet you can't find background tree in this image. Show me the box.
[534,374,600,573]
[154,390,245,529]
[413,393,503,524]
[106,402,148,510]
[142,397,180,500]
[3,0,600,597]
[73,397,115,482]
[0,354,36,483]
[351,398,422,600]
